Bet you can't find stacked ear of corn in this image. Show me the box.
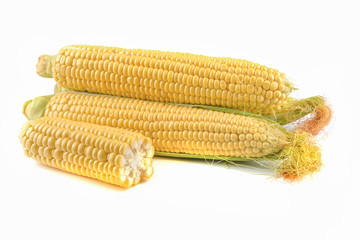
[37,45,331,128]
[19,117,154,187]
[23,92,323,182]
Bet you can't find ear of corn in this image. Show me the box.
[23,92,322,182]
[52,82,331,134]
[19,117,154,187]
[37,45,296,116]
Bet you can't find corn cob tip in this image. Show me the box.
[276,131,322,182]
[36,55,54,78]
[54,83,72,94]
[22,95,53,120]
[22,100,33,119]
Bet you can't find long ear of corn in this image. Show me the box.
[24,92,322,182]
[19,117,154,187]
[37,45,296,116]
[52,82,330,128]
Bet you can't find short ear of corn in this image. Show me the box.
[38,45,295,115]
[19,117,154,187]
[23,92,322,182]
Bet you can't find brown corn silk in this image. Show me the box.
[296,104,332,136]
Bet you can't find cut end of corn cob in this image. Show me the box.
[276,131,322,182]
[22,95,53,120]
[36,55,54,78]
[19,117,154,187]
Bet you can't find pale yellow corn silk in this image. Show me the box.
[19,117,154,188]
[275,131,322,182]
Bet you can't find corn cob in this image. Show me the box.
[24,92,322,182]
[52,81,330,129]
[37,45,312,116]
[19,117,154,187]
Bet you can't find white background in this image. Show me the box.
[1,0,359,239]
